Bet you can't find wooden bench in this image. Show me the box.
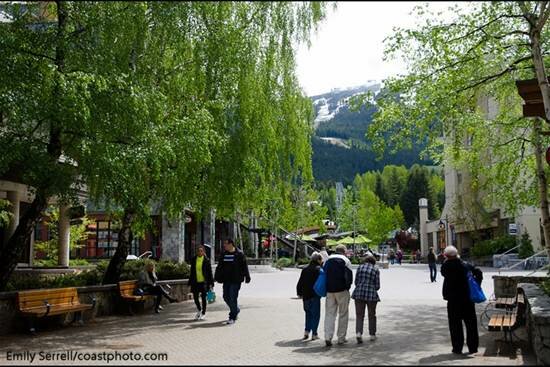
[17,287,96,333]
[118,280,155,314]
[488,290,526,342]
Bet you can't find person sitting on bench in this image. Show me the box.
[137,262,177,313]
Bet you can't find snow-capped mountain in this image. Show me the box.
[309,81,432,183]
[311,81,381,130]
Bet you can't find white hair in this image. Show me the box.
[444,246,458,257]
[311,251,322,262]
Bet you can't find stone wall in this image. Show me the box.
[519,283,550,365]
[492,275,546,298]
[0,279,189,335]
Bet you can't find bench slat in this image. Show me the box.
[20,304,93,316]
[488,315,505,331]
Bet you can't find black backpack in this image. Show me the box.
[464,261,483,286]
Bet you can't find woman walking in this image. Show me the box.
[296,252,323,341]
[189,245,215,320]
[352,254,380,343]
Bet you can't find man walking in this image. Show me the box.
[428,247,437,283]
[189,245,214,320]
[214,239,251,325]
[441,245,479,355]
[324,244,353,347]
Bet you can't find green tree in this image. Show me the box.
[400,165,436,228]
[33,207,93,264]
[0,1,328,289]
[363,2,550,256]
[518,232,535,259]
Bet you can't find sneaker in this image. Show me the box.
[337,338,348,345]
[302,332,309,340]
[223,319,235,325]
[370,335,377,341]
[194,311,201,320]
[199,313,206,321]
[311,335,319,341]
[356,332,363,344]
[158,305,164,311]
[325,340,332,347]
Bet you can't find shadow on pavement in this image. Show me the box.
[418,353,473,364]
[274,303,534,365]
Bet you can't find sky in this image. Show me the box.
[296,2,459,96]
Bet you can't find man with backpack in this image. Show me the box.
[441,245,481,355]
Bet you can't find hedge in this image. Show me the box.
[5,259,190,292]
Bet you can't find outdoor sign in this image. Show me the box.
[509,223,518,235]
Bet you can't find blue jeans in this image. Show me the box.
[223,283,241,320]
[303,296,321,335]
[429,263,437,282]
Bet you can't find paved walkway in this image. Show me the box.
[0,264,537,365]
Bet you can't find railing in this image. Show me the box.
[492,245,520,268]
[498,249,548,273]
[278,226,319,253]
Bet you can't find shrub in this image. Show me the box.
[518,232,535,259]
[296,258,310,266]
[276,257,294,268]
[541,279,550,296]
[350,256,362,265]
[5,259,190,291]
[471,235,517,257]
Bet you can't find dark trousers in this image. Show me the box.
[429,263,437,282]
[355,299,377,336]
[192,283,208,314]
[447,300,479,353]
[303,296,321,335]
[223,282,241,320]
[143,284,172,310]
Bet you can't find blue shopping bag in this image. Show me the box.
[206,289,216,304]
[313,267,327,297]
[467,271,486,303]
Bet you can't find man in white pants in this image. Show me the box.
[323,244,353,346]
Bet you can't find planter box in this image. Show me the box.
[493,275,546,298]
[0,279,189,335]
[519,283,550,365]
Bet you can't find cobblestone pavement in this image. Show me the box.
[0,264,537,365]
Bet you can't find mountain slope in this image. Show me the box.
[310,82,433,183]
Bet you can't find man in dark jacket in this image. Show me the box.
[323,244,353,347]
[441,245,479,355]
[297,252,323,341]
[214,239,251,325]
[189,245,214,320]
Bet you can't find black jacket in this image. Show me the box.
[325,256,353,293]
[441,258,482,302]
[296,261,321,300]
[214,249,251,284]
[189,255,214,289]
[428,252,436,264]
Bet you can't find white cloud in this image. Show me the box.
[296,1,461,96]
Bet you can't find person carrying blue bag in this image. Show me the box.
[296,252,324,341]
[441,245,484,355]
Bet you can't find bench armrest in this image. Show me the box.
[42,300,51,317]
[89,296,97,310]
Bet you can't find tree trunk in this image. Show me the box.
[0,191,48,290]
[102,208,135,285]
[532,118,550,253]
[528,23,550,255]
